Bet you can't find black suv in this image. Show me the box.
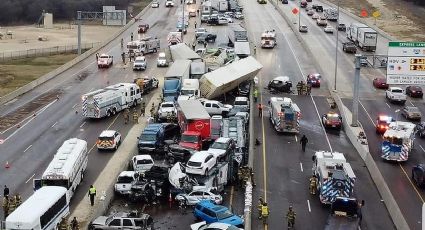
[412,164,425,187]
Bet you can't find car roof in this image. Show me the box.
[135,56,146,61]
[235,97,248,101]
[389,86,403,90]
[189,151,212,161]
[99,130,117,137]
[273,76,290,82]
[161,101,175,106]
[118,171,136,177]
[408,85,422,89]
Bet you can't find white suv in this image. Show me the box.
[165,0,174,7]
[158,101,177,120]
[133,56,147,71]
[386,87,406,104]
[114,171,137,195]
[97,130,121,151]
[200,99,233,116]
[234,97,249,112]
[186,151,217,175]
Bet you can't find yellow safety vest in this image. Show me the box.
[89,187,96,195]
[261,205,269,216]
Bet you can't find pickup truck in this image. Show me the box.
[342,42,357,54]
[386,87,407,104]
[89,211,154,230]
[200,99,233,116]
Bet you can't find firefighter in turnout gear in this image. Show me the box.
[2,196,9,218]
[306,82,312,95]
[71,217,80,230]
[296,81,302,95]
[286,206,296,229]
[309,175,318,195]
[59,217,68,230]
[14,193,22,207]
[301,81,307,95]
[150,103,155,116]
[140,101,146,116]
[132,109,139,124]
[257,197,264,219]
[123,108,130,124]
[8,195,16,215]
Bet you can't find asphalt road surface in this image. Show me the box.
[244,0,394,229]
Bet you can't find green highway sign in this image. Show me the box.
[389,42,425,47]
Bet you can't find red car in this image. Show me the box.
[372,78,389,89]
[300,1,308,8]
[322,112,342,130]
[406,86,423,98]
[307,73,321,87]
[376,115,393,134]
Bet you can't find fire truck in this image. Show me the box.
[312,151,356,204]
[381,121,415,162]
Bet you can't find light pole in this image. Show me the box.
[182,0,185,42]
[333,0,340,91]
[298,0,301,29]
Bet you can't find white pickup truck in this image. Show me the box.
[386,87,406,104]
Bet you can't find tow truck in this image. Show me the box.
[313,151,356,204]
[381,121,415,162]
[376,115,393,134]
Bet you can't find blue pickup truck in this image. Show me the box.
[137,123,181,153]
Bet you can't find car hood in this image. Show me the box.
[159,107,175,112]
[92,216,108,226]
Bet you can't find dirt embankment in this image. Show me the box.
[326,0,425,41]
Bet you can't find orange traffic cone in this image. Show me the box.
[5,161,10,169]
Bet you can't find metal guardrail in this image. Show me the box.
[0,42,101,62]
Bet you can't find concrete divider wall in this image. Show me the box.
[269,1,407,229]
[0,3,151,106]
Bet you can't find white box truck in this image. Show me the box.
[346,23,368,44]
[357,27,377,52]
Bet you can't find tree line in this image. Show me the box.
[403,0,425,6]
[0,0,136,25]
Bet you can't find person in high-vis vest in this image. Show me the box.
[88,185,97,206]
[261,202,269,225]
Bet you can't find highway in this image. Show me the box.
[244,0,394,229]
[0,0,180,217]
[272,0,425,228]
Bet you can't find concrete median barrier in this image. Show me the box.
[0,3,151,106]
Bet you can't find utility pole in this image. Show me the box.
[182,0,185,42]
[298,0,301,29]
[334,0,340,91]
[77,11,82,55]
[351,54,361,127]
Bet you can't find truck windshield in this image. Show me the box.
[181,89,196,95]
[181,134,199,143]
[234,101,247,106]
[161,103,174,108]
[42,179,69,189]
[392,89,403,93]
[117,176,134,184]
[141,134,157,141]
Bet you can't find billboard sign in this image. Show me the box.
[386,41,425,84]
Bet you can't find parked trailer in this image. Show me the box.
[82,83,142,118]
[346,23,368,44]
[199,56,263,99]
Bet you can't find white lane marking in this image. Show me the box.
[408,100,414,106]
[25,173,36,184]
[4,100,57,142]
[51,121,58,128]
[72,103,78,109]
[359,101,376,126]
[420,145,425,153]
[278,20,333,152]
[307,199,311,212]
[79,122,86,128]
[23,145,33,153]
[300,162,303,172]
[294,135,298,142]
[385,103,391,108]
[89,88,95,91]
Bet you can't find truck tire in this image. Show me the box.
[112,108,117,115]
[107,110,112,117]
[153,48,157,53]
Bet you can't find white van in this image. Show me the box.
[157,52,168,67]
[234,97,249,112]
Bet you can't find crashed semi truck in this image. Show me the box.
[199,56,263,99]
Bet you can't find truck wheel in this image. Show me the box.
[153,48,157,53]
[112,108,117,115]
[81,171,84,181]
[107,110,112,117]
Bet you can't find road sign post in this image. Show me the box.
[386,41,425,84]
[352,54,361,127]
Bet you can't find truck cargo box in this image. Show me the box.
[199,56,262,99]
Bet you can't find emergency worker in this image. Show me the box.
[140,101,146,116]
[258,103,263,117]
[59,217,68,230]
[88,185,96,206]
[7,195,16,214]
[309,175,318,195]
[2,196,9,218]
[257,197,264,219]
[14,193,22,207]
[306,81,312,95]
[121,52,126,64]
[70,217,79,230]
[123,108,130,124]
[253,89,258,102]
[286,206,296,228]
[301,81,307,95]
[132,109,139,124]
[261,202,269,224]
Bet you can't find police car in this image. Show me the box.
[97,130,122,151]
[376,115,393,134]
[322,112,342,129]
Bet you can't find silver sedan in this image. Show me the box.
[175,189,223,206]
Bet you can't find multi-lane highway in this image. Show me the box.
[0,0,421,228]
[244,0,394,229]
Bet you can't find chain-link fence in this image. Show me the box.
[0,42,101,62]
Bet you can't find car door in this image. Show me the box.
[205,102,212,114]
[205,155,215,169]
[114,132,121,144]
[107,218,122,230]
[212,103,220,115]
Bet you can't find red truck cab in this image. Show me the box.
[177,100,211,151]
